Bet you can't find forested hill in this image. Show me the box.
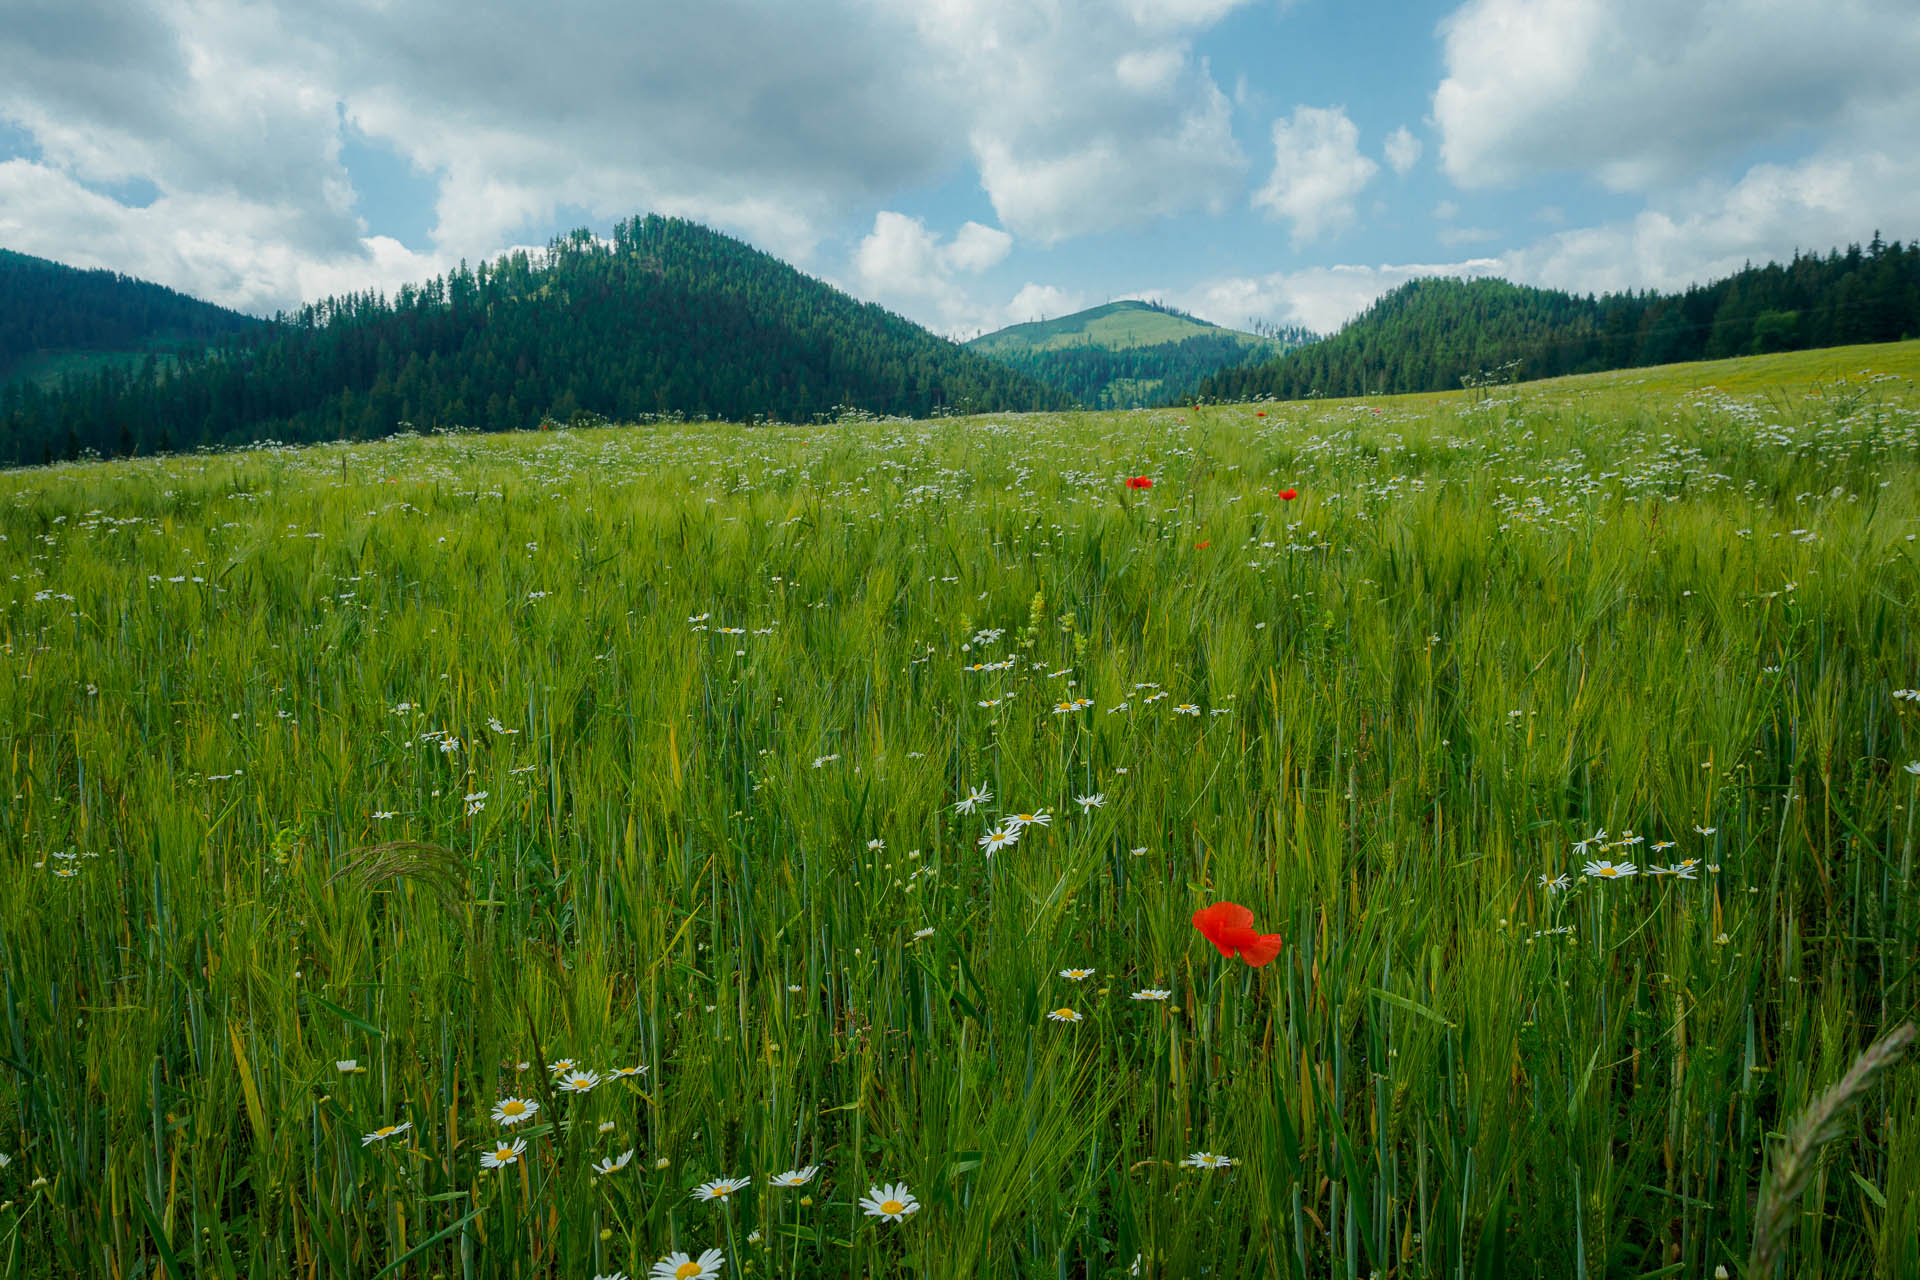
[0,248,260,386]
[966,299,1314,409]
[1,216,1066,465]
[1197,235,1920,403]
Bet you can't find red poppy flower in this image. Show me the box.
[1255,411,1266,417]
[1126,476,1154,490]
[1192,902,1283,967]
[1195,540,1211,549]
[1277,488,1298,500]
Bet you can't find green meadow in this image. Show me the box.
[4,344,1920,1278]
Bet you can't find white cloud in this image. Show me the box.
[0,157,449,315]
[851,210,1019,337]
[1501,146,1920,297]
[1432,200,1459,220]
[1252,106,1379,246]
[1383,126,1422,176]
[912,1,1250,244]
[1005,283,1089,326]
[0,0,1264,311]
[1166,258,1504,335]
[1434,0,1920,192]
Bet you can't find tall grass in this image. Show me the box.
[3,351,1919,1277]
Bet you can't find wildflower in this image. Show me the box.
[1693,825,1716,835]
[492,1097,539,1126]
[867,838,885,851]
[1537,873,1571,892]
[1192,902,1283,966]
[1074,792,1106,812]
[1005,811,1051,830]
[1906,762,1920,775]
[1131,989,1172,1001]
[595,1273,629,1280]
[609,1063,647,1079]
[591,1149,636,1176]
[693,1176,749,1202]
[335,1059,364,1074]
[978,825,1019,855]
[953,785,992,815]
[1059,968,1095,981]
[1667,863,1699,880]
[599,1120,617,1133]
[362,1121,412,1146]
[1047,1007,1083,1023]
[1570,829,1606,856]
[1278,488,1298,500]
[1052,700,1077,715]
[859,1182,920,1221]
[548,1058,578,1075]
[1173,703,1200,716]
[1582,860,1637,880]
[1125,476,1153,490]
[479,1138,527,1168]
[770,1165,820,1187]
[1182,1152,1234,1169]
[650,1249,725,1280]
[913,927,935,939]
[558,1069,601,1094]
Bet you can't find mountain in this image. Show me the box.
[967,299,1314,409]
[0,217,1067,465]
[1197,234,1920,403]
[0,248,261,389]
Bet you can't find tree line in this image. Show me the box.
[1197,234,1920,403]
[1,217,1065,465]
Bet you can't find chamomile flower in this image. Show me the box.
[1537,873,1572,892]
[858,1182,920,1222]
[978,825,1019,855]
[592,1149,636,1176]
[479,1138,527,1168]
[491,1097,539,1127]
[693,1176,749,1202]
[770,1165,820,1187]
[1059,968,1095,981]
[1173,703,1200,716]
[1182,1152,1234,1169]
[1074,793,1106,812]
[1583,860,1637,880]
[953,785,992,814]
[361,1121,413,1146]
[557,1069,601,1094]
[608,1064,648,1079]
[1131,989,1172,1001]
[1047,1007,1083,1023]
[650,1249,725,1280]
[548,1058,578,1075]
[1005,810,1051,830]
[335,1059,364,1074]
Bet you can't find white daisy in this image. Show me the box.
[769,1165,820,1187]
[592,1149,636,1176]
[491,1097,539,1127]
[858,1182,920,1222]
[479,1138,527,1168]
[649,1248,725,1280]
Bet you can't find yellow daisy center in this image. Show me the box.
[502,1101,524,1115]
[675,1263,702,1279]
[881,1199,906,1214]
[1597,867,1617,876]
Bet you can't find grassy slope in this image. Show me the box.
[3,339,1919,1277]
[970,300,1273,354]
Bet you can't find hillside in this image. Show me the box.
[1197,234,1920,403]
[0,248,261,388]
[968,299,1312,409]
[0,217,1066,464]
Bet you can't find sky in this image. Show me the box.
[3,0,1916,339]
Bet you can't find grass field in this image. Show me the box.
[4,344,1920,1278]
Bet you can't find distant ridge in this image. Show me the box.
[1,217,1066,464]
[968,299,1313,409]
[0,248,261,389]
[1198,234,1920,403]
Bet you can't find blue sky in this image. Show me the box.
[3,0,1916,337]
